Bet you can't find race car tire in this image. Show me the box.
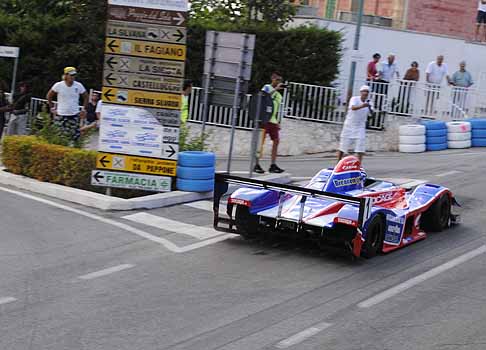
[447,132,472,141]
[426,142,448,152]
[472,129,486,138]
[426,128,447,137]
[466,118,486,129]
[426,135,447,145]
[422,120,447,130]
[362,215,385,259]
[448,140,471,149]
[178,151,216,168]
[235,205,259,239]
[176,178,214,192]
[399,124,426,136]
[399,135,426,144]
[472,138,486,147]
[421,194,451,232]
[446,121,471,133]
[176,166,215,180]
[399,144,426,153]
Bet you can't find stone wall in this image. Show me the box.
[188,114,414,157]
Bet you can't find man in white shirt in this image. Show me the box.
[337,85,374,163]
[47,67,89,142]
[425,56,450,115]
[475,0,486,42]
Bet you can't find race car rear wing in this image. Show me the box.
[213,173,373,233]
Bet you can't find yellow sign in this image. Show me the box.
[105,38,186,61]
[97,153,177,177]
[102,87,181,110]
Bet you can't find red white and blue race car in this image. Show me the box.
[213,156,459,258]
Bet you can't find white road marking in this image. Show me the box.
[0,297,17,305]
[358,245,486,309]
[0,186,236,253]
[78,264,134,280]
[275,322,332,349]
[435,170,463,177]
[122,212,222,240]
[184,200,227,216]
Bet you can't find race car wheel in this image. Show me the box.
[235,205,259,239]
[421,194,451,232]
[362,215,385,259]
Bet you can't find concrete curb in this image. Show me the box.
[0,169,291,211]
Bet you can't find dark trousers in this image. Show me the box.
[0,113,5,140]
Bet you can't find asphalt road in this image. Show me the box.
[1,149,486,350]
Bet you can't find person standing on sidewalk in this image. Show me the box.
[450,61,474,116]
[425,55,450,115]
[47,67,88,142]
[337,85,373,163]
[181,80,193,124]
[0,81,8,140]
[254,71,286,174]
[4,82,32,136]
[475,0,486,42]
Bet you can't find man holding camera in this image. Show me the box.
[337,85,373,163]
[254,71,286,174]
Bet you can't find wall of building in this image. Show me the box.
[291,17,486,93]
[406,0,478,40]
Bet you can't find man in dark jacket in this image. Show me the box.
[4,82,32,135]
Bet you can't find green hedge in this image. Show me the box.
[187,24,342,92]
[2,136,98,191]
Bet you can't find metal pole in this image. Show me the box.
[249,92,262,177]
[10,57,19,103]
[346,0,365,101]
[201,31,218,137]
[227,34,249,174]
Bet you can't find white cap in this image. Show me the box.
[360,85,370,92]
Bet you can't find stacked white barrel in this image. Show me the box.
[447,121,471,149]
[467,119,486,147]
[399,125,426,153]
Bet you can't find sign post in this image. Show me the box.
[0,46,20,102]
[95,0,187,192]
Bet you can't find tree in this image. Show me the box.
[245,0,296,26]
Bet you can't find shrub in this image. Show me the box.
[1,136,45,176]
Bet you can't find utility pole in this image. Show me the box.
[346,0,365,101]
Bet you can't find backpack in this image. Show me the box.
[249,92,274,128]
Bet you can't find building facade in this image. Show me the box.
[293,0,479,40]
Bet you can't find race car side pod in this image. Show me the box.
[213,174,374,257]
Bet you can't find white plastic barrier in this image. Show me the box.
[399,125,426,153]
[447,122,471,149]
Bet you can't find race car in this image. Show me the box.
[213,156,459,258]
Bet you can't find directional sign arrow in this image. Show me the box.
[107,39,119,53]
[165,145,176,158]
[173,29,185,42]
[93,171,105,183]
[103,89,115,102]
[99,155,110,168]
[105,73,117,85]
[106,56,118,70]
[173,12,185,26]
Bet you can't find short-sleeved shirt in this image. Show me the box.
[379,62,399,82]
[451,70,473,87]
[181,95,189,123]
[51,81,86,116]
[479,0,486,12]
[367,61,378,80]
[426,62,449,84]
[262,84,283,124]
[342,96,373,139]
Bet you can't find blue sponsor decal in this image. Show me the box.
[384,214,404,244]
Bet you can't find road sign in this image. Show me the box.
[97,153,177,176]
[162,144,179,160]
[99,103,181,159]
[108,0,188,12]
[105,38,186,61]
[108,5,186,27]
[104,55,185,78]
[0,46,19,58]
[91,170,172,192]
[103,71,183,93]
[107,20,186,44]
[102,87,181,109]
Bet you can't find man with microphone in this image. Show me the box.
[337,85,374,163]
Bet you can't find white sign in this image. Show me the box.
[108,0,188,12]
[91,170,172,192]
[99,104,178,160]
[0,46,20,58]
[162,143,179,160]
